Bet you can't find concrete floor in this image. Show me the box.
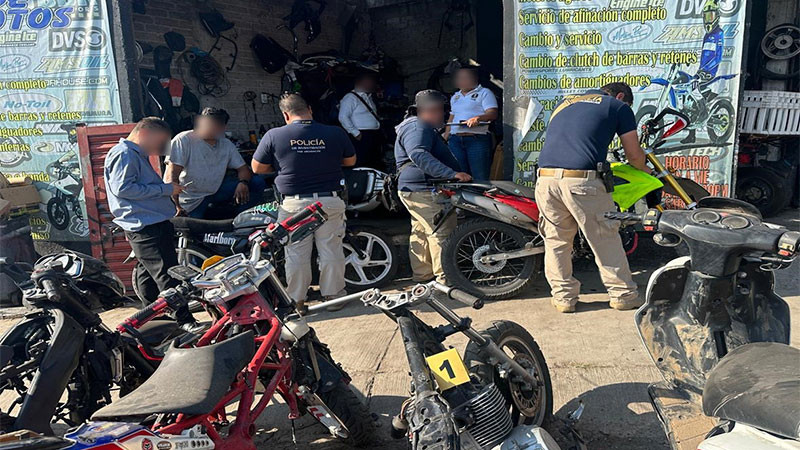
[2,209,797,449]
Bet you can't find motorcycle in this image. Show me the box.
[436,108,710,300]
[45,153,84,232]
[0,251,189,435]
[605,197,800,450]
[53,203,374,449]
[129,167,399,301]
[311,282,584,450]
[636,63,738,144]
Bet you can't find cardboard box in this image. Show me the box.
[0,172,41,214]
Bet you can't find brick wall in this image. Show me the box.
[132,0,346,139]
[131,0,477,139]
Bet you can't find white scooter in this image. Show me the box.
[607,197,800,450]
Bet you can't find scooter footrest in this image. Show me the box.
[647,382,717,450]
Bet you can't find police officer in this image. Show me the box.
[535,82,649,313]
[252,94,356,313]
[396,90,471,283]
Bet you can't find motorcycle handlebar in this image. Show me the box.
[40,278,60,302]
[282,202,324,228]
[604,212,643,222]
[119,288,189,330]
[431,281,484,309]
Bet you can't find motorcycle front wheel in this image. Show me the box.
[707,101,735,143]
[442,219,541,301]
[463,320,553,427]
[46,198,69,231]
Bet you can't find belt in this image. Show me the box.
[537,168,598,179]
[285,191,340,200]
[454,133,489,137]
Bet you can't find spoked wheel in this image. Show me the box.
[464,321,553,426]
[443,219,541,300]
[343,227,398,290]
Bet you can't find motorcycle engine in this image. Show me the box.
[457,384,514,449]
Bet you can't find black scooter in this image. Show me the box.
[607,197,800,450]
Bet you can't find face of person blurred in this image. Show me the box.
[195,116,226,141]
[417,103,446,128]
[358,77,377,93]
[455,69,478,92]
[138,128,171,156]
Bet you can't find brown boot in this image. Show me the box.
[295,300,308,316]
[551,298,576,313]
[609,296,644,311]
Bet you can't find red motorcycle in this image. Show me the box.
[55,203,374,450]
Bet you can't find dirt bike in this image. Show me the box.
[48,203,374,450]
[606,198,800,450]
[435,108,710,300]
[311,282,584,450]
[636,63,738,144]
[0,252,191,435]
[45,154,83,232]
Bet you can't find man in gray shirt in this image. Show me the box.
[164,107,266,218]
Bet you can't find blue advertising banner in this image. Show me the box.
[0,0,123,241]
[512,0,746,207]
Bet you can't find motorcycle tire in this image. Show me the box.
[47,198,69,231]
[314,379,376,447]
[463,320,553,427]
[634,105,664,141]
[343,227,399,291]
[706,101,735,144]
[736,167,791,218]
[442,219,541,301]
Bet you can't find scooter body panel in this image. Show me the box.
[64,421,214,450]
[452,190,539,231]
[636,257,790,395]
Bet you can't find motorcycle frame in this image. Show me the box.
[155,291,294,450]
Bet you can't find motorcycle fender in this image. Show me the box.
[454,191,537,230]
[14,308,84,434]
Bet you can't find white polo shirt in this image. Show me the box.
[449,85,498,134]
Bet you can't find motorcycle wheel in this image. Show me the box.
[442,219,540,301]
[736,167,791,217]
[343,227,399,291]
[706,101,735,144]
[634,105,664,141]
[463,320,553,427]
[47,198,69,231]
[314,379,375,447]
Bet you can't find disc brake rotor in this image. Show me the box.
[508,354,541,417]
[472,244,506,274]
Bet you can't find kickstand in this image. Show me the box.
[291,419,297,447]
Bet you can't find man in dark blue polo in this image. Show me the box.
[536,82,649,313]
[251,94,356,312]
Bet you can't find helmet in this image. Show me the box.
[703,0,720,32]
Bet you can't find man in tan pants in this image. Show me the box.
[394,90,472,282]
[535,83,649,312]
[252,94,356,312]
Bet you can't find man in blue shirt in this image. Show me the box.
[395,90,471,283]
[252,94,356,313]
[536,83,648,313]
[104,117,194,327]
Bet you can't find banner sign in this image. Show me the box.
[0,0,123,241]
[512,0,746,206]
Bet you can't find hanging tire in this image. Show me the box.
[736,167,791,217]
[343,227,399,291]
[314,379,376,447]
[442,219,541,301]
[47,198,69,231]
[463,320,553,427]
[706,100,735,144]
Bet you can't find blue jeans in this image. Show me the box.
[448,134,493,181]
[189,175,268,218]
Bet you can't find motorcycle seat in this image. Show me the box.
[492,181,535,199]
[170,217,234,234]
[92,331,254,420]
[703,342,800,440]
